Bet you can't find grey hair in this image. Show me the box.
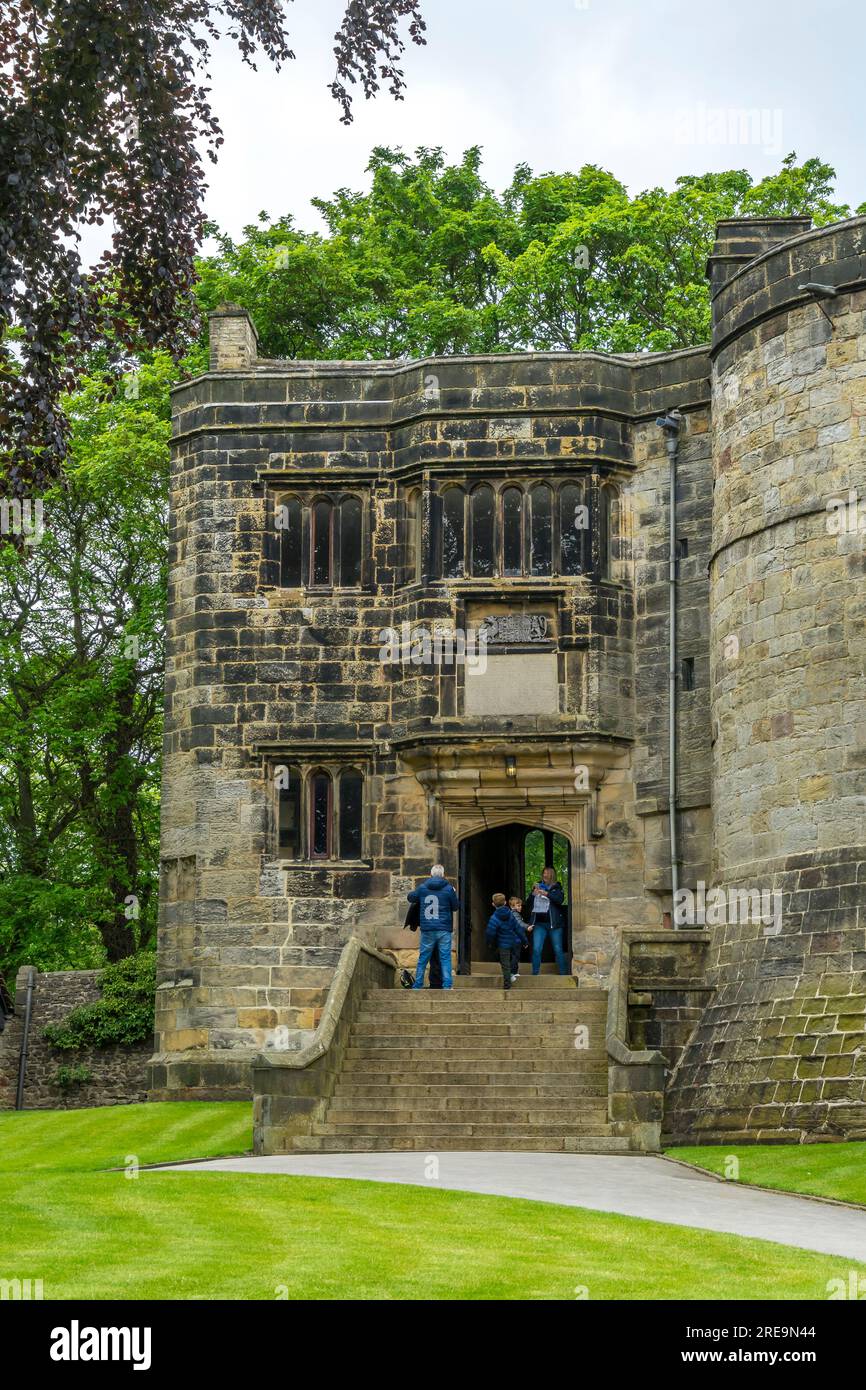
[431,863,445,876]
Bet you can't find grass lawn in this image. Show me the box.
[0,1100,253,1172]
[1,1103,864,1300]
[668,1143,866,1207]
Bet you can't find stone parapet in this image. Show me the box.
[253,937,397,1153]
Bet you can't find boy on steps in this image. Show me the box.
[485,893,529,991]
[508,895,530,982]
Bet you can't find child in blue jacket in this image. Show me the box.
[508,895,530,981]
[486,894,529,991]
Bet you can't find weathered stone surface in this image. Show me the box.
[0,968,150,1110]
[665,217,866,1144]
[148,215,866,1146]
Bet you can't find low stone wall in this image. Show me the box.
[254,937,397,1154]
[625,932,713,1074]
[606,930,712,1151]
[0,966,151,1111]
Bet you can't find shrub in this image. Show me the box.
[44,953,156,1051]
[53,1063,93,1089]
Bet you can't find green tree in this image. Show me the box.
[489,155,853,352]
[0,354,172,975]
[197,149,856,359]
[196,146,524,357]
[0,0,427,493]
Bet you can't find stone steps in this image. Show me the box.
[287,981,620,1155]
[291,1134,632,1154]
[325,1106,610,1125]
[328,1078,606,1100]
[449,975,579,991]
[346,1039,603,1045]
[355,1011,606,1023]
[342,1056,608,1074]
[344,1047,606,1064]
[333,1081,609,1099]
[358,995,603,1006]
[316,1119,611,1136]
[354,1004,607,1019]
[348,1028,606,1039]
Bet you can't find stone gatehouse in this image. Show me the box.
[148,214,866,1147]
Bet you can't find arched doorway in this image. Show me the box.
[457,823,572,973]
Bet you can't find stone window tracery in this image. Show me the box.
[278,766,302,857]
[275,765,366,862]
[559,482,589,576]
[277,492,365,590]
[431,478,621,581]
[407,488,422,583]
[470,483,496,577]
[529,483,553,576]
[502,486,524,576]
[599,483,621,582]
[338,769,364,860]
[442,485,466,579]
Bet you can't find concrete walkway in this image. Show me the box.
[159,1152,866,1262]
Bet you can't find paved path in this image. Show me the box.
[160,1152,866,1261]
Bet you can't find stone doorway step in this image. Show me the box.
[290,977,626,1154]
[460,962,565,977]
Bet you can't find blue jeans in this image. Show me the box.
[531,922,569,975]
[413,929,453,989]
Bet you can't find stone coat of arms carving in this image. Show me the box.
[478,614,548,645]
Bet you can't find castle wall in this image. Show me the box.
[666,218,866,1143]
[0,969,150,1110]
[630,405,713,909]
[152,219,866,1136]
[150,323,713,1100]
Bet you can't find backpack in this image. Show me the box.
[399,948,444,990]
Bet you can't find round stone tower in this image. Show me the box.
[667,217,866,1143]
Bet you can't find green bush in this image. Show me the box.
[53,1063,93,1089]
[44,953,156,1051]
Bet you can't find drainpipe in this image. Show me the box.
[15,968,36,1110]
[656,410,684,913]
[589,775,606,839]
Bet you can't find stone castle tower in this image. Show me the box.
[148,216,866,1148]
[666,216,866,1142]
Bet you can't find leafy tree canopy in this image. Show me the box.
[0,0,427,495]
[197,149,858,358]
[0,352,173,973]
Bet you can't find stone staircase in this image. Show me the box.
[290,972,628,1153]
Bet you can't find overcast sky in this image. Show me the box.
[80,0,864,264]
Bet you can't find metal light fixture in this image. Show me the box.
[799,281,838,300]
[505,755,517,780]
[798,281,839,327]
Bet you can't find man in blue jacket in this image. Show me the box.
[408,864,459,990]
[529,866,569,976]
[486,894,530,991]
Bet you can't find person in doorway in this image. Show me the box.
[407,864,459,990]
[508,895,530,982]
[529,866,569,976]
[486,893,529,991]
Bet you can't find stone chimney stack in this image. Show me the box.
[208,303,260,371]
